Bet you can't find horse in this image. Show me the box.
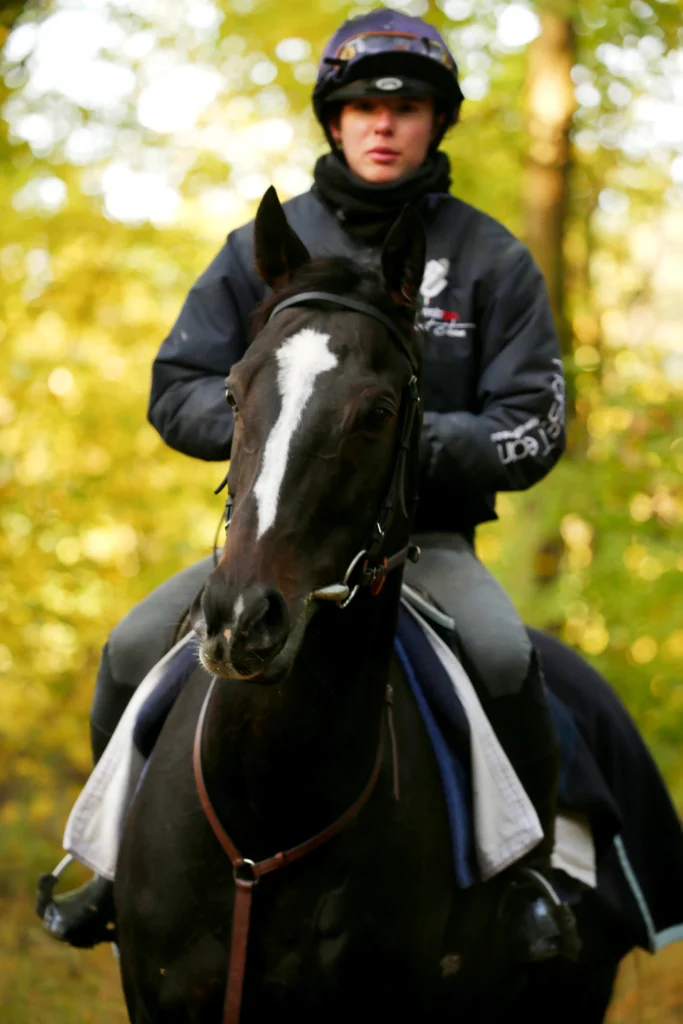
[115,188,625,1023]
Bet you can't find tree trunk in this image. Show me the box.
[522,9,576,356]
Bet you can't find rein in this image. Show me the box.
[193,678,399,1024]
[198,289,415,1022]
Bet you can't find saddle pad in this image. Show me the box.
[63,633,197,880]
[135,606,600,888]
[396,604,543,884]
[396,603,614,889]
[63,613,683,954]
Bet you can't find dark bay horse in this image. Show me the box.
[116,189,623,1023]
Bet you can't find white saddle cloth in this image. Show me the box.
[63,608,596,889]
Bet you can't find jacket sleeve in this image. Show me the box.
[148,233,264,461]
[421,243,566,493]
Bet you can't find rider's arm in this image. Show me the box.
[420,243,565,492]
[148,233,265,461]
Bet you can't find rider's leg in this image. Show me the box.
[405,533,579,962]
[89,556,215,763]
[38,555,215,947]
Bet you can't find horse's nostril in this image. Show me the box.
[261,592,286,635]
[236,587,289,654]
[200,578,290,675]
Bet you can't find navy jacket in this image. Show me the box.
[149,189,565,534]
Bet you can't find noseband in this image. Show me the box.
[218,289,422,606]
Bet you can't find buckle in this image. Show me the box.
[365,558,388,596]
[233,859,259,886]
[339,548,368,608]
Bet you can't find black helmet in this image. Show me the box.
[313,10,464,150]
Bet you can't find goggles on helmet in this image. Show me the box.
[335,32,456,71]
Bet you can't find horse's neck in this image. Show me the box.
[201,577,401,859]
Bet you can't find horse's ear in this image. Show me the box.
[254,186,311,289]
[381,204,426,307]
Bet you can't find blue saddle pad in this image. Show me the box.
[395,605,622,889]
[133,640,199,757]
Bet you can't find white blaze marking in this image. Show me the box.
[254,328,337,539]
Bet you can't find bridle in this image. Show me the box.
[197,288,417,1023]
[216,289,423,605]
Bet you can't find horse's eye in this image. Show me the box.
[226,389,239,414]
[364,405,393,431]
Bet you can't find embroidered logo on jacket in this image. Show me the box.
[490,363,565,466]
[421,259,450,301]
[419,259,475,339]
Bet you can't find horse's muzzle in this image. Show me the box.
[193,581,290,680]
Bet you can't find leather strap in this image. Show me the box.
[223,880,253,1023]
[359,543,420,597]
[193,678,398,1024]
[269,291,418,372]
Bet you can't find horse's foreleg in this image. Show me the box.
[119,947,158,1024]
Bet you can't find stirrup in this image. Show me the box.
[36,854,74,917]
[512,867,581,962]
[36,855,117,949]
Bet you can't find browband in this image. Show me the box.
[268,290,418,372]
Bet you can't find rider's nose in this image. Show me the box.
[373,108,394,133]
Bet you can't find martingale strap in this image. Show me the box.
[193,677,399,1024]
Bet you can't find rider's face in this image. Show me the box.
[329,96,440,184]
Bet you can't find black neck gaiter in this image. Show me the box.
[313,151,452,246]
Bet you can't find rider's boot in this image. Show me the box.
[500,750,581,963]
[37,862,116,948]
[490,652,581,964]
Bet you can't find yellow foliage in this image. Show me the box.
[574,344,600,370]
[580,622,610,656]
[560,513,593,548]
[623,543,648,572]
[630,637,658,665]
[663,631,683,660]
[475,533,502,563]
[587,405,634,439]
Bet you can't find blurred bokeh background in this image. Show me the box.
[0,0,682,1019]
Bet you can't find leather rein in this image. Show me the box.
[195,290,417,1023]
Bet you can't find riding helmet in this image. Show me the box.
[313,9,464,150]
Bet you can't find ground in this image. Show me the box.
[2,891,682,1024]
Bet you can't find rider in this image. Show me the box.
[39,9,576,961]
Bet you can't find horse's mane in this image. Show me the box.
[250,256,419,344]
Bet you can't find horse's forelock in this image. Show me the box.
[249,257,417,347]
